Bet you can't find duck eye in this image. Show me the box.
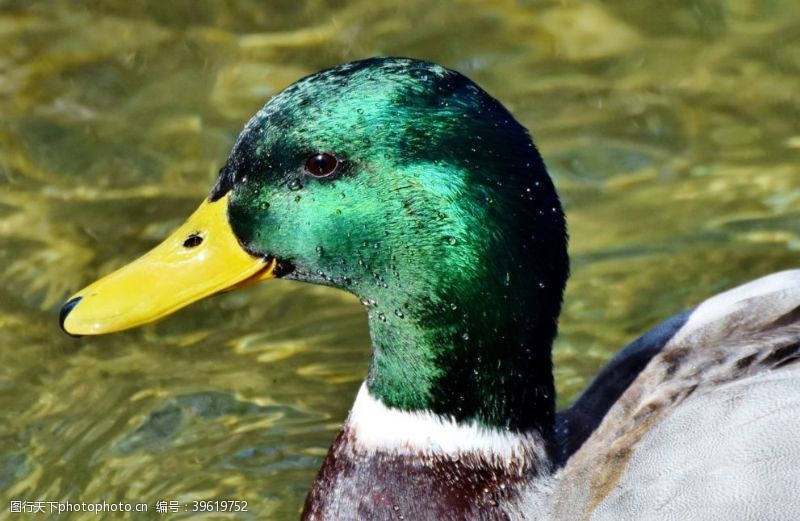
[305,153,339,177]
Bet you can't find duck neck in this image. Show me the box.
[361,245,564,441]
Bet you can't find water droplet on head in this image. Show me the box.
[461,332,470,341]
[450,303,458,310]
[377,312,387,322]
[444,236,457,245]
[316,245,324,257]
[288,179,303,191]
[394,309,404,318]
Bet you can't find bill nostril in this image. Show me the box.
[59,296,83,335]
[183,234,204,248]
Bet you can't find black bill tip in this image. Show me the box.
[59,296,83,337]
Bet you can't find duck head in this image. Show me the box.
[61,58,568,434]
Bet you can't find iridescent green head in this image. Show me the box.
[62,58,568,434]
[217,57,568,432]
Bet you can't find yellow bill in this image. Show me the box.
[60,193,275,336]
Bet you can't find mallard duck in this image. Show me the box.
[60,58,800,520]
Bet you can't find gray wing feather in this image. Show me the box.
[543,270,800,521]
[590,367,800,520]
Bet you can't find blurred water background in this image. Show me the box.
[1,0,799,518]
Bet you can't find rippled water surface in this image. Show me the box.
[2,1,799,518]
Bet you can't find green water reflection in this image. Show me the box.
[1,1,799,518]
